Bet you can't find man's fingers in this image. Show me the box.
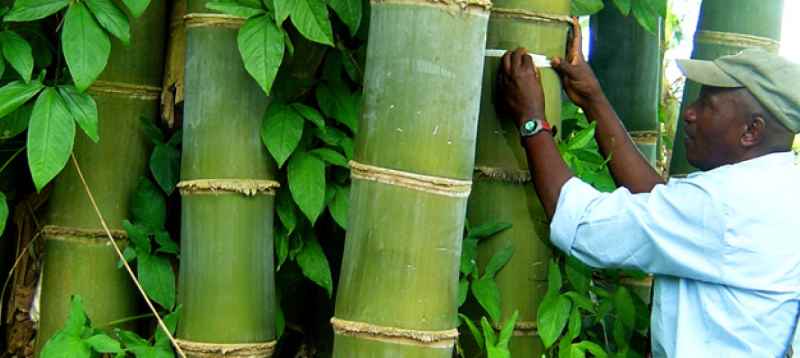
[569,16,583,65]
[511,48,526,73]
[501,51,512,74]
[522,51,535,75]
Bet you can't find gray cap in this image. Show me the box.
[677,48,800,133]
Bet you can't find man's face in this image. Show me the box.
[682,86,748,170]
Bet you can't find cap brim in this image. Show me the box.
[676,59,743,88]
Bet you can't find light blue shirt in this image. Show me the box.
[550,152,800,357]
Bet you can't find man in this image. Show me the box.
[496,18,800,357]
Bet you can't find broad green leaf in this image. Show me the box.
[0,193,7,236]
[139,116,164,144]
[122,219,151,255]
[483,244,513,278]
[287,152,326,223]
[310,148,347,167]
[564,291,595,313]
[459,314,484,351]
[460,237,478,276]
[27,87,75,191]
[632,0,661,35]
[0,102,30,139]
[64,295,89,335]
[471,275,501,323]
[40,333,91,358]
[614,286,636,328]
[571,0,603,16]
[114,329,149,348]
[261,102,304,167]
[537,293,572,348]
[327,0,361,36]
[275,228,289,269]
[480,316,497,345]
[121,0,151,17]
[313,126,345,146]
[273,0,290,25]
[0,57,6,80]
[328,185,349,229]
[295,237,333,297]
[559,338,577,358]
[57,85,99,142]
[154,306,180,348]
[0,31,33,82]
[612,318,631,349]
[207,1,265,17]
[468,222,512,239]
[275,187,297,234]
[85,334,122,353]
[84,0,131,45]
[291,103,325,128]
[612,0,631,15]
[457,277,468,307]
[154,230,178,255]
[567,306,581,340]
[497,310,518,348]
[573,341,608,358]
[315,84,358,132]
[149,143,180,194]
[567,124,596,151]
[5,0,70,21]
[546,260,562,294]
[337,137,353,159]
[238,15,284,95]
[565,256,591,294]
[62,2,111,92]
[287,0,333,46]
[130,177,167,230]
[0,80,44,119]
[138,253,176,309]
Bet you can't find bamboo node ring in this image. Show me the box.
[177,179,280,196]
[175,339,277,357]
[331,317,458,348]
[349,160,472,198]
[694,31,780,53]
[490,7,572,25]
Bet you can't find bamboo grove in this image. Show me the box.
[0,0,787,357]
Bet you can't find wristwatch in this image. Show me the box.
[519,118,553,138]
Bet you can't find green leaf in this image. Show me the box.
[567,124,596,151]
[138,253,176,309]
[85,334,122,353]
[0,103,32,139]
[149,143,180,194]
[468,222,512,240]
[207,1,265,17]
[123,219,151,255]
[567,306,581,341]
[238,15,284,96]
[0,31,34,82]
[310,148,347,167]
[459,314,484,351]
[275,228,289,269]
[565,256,591,294]
[273,0,290,25]
[327,0,361,36]
[262,102,304,167]
[154,306,180,348]
[480,316,497,345]
[457,277,468,307]
[573,341,608,358]
[287,152,326,223]
[632,0,661,35]
[614,286,636,328]
[27,87,75,191]
[611,0,631,15]
[0,80,44,119]
[0,193,7,236]
[57,85,99,143]
[5,0,70,21]
[460,237,478,276]
[276,187,297,234]
[64,295,89,335]
[121,0,151,17]
[291,103,325,129]
[564,291,595,313]
[537,293,572,348]
[546,260,562,294]
[471,275,501,323]
[62,2,111,92]
[275,298,285,338]
[139,116,164,144]
[483,244,513,278]
[295,237,333,297]
[287,0,333,46]
[571,0,603,16]
[41,334,91,358]
[130,177,167,230]
[497,310,518,348]
[315,84,358,133]
[84,0,131,45]
[154,230,178,255]
[328,185,349,229]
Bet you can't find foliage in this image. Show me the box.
[572,0,666,35]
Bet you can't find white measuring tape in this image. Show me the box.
[485,49,551,68]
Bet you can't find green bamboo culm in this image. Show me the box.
[35,1,168,353]
[175,2,278,357]
[669,0,784,176]
[466,0,569,355]
[332,0,490,356]
[589,2,662,165]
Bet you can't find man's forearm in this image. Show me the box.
[583,95,665,193]
[522,132,574,220]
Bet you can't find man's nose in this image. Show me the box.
[683,105,697,124]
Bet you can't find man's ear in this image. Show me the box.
[741,115,765,147]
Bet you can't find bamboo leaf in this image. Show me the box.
[537,293,572,348]
[0,102,31,139]
[291,103,325,129]
[468,221,511,240]
[458,314,484,351]
[57,85,99,143]
[480,316,497,345]
[611,0,631,16]
[287,152,326,223]
[327,0,361,36]
[483,244,513,278]
[130,177,166,230]
[262,102,304,167]
[5,0,70,21]
[328,185,348,229]
[0,31,33,82]
[571,0,603,16]
[62,2,111,92]
[121,0,151,17]
[471,275,501,323]
[27,87,74,192]
[310,148,346,167]
[84,0,131,45]
[238,15,284,95]
[0,80,44,119]
[276,187,297,235]
[207,1,265,17]
[138,253,176,309]
[288,0,334,46]
[295,237,333,296]
[149,143,180,195]
[85,335,123,353]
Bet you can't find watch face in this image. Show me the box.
[524,121,537,131]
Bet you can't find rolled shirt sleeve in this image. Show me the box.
[550,176,730,285]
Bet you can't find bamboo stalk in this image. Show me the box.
[463,0,570,355]
[669,0,784,177]
[175,1,277,356]
[35,2,168,353]
[332,1,490,356]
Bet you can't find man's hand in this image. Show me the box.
[551,17,605,110]
[496,48,546,127]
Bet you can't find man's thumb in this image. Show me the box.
[551,57,574,77]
